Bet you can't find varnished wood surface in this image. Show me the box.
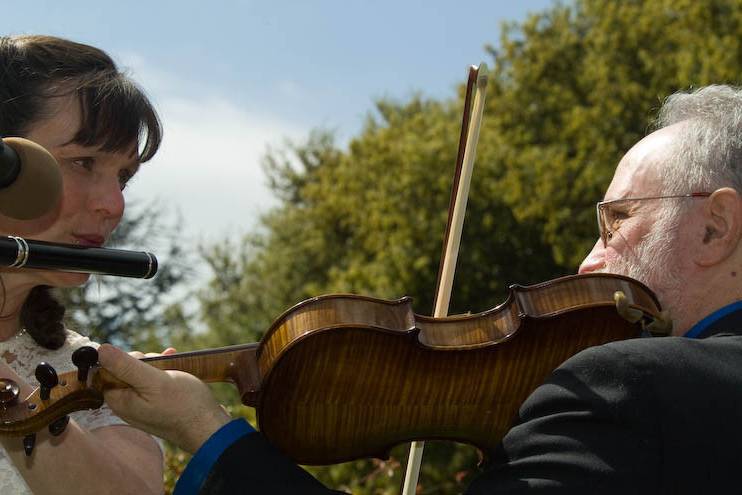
[97,343,264,405]
[258,295,416,378]
[255,273,661,464]
[257,306,649,464]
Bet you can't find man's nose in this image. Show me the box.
[578,238,605,274]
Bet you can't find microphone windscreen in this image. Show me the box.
[0,137,62,220]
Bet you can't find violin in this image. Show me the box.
[0,272,666,462]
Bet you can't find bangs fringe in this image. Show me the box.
[73,74,162,162]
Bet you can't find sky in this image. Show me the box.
[3,0,555,252]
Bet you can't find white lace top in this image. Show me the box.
[0,329,131,494]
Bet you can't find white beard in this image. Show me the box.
[597,211,687,330]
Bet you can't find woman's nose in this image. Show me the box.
[88,178,125,220]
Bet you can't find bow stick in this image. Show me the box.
[401,63,489,494]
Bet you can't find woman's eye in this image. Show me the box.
[70,157,95,170]
[118,169,134,190]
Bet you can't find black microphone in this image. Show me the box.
[0,236,157,279]
[0,137,62,220]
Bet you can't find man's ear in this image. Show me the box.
[695,187,741,267]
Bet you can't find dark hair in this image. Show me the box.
[20,286,67,349]
[0,35,163,348]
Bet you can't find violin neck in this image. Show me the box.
[94,343,262,406]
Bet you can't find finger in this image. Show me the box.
[103,389,150,430]
[103,388,132,413]
[98,344,167,389]
[162,347,177,355]
[128,351,145,359]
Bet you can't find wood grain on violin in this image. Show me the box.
[0,273,662,465]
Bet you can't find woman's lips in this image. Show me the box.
[72,235,105,247]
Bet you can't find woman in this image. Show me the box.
[0,35,163,494]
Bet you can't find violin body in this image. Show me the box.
[252,273,660,464]
[0,273,663,465]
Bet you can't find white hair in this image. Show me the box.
[654,85,742,194]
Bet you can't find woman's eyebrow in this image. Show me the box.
[55,142,92,153]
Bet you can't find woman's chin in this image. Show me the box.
[46,271,91,288]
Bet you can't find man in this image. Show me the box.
[99,85,742,494]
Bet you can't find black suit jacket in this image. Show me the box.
[201,307,742,494]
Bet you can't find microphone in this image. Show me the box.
[0,137,62,220]
[0,236,157,279]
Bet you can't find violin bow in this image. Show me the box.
[401,63,489,494]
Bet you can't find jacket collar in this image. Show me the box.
[684,301,742,339]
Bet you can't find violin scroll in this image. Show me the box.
[0,356,97,455]
[0,348,105,443]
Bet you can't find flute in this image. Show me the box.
[0,236,157,279]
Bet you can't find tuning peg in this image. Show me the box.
[34,362,58,400]
[48,415,69,437]
[23,434,35,456]
[71,346,98,382]
[0,379,19,408]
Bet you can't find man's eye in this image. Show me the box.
[607,210,629,229]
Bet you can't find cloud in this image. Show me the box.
[277,80,305,99]
[120,53,306,244]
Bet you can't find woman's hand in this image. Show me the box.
[0,348,164,494]
[97,344,232,453]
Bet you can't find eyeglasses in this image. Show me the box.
[596,192,711,248]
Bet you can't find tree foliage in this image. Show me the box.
[170,0,742,493]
